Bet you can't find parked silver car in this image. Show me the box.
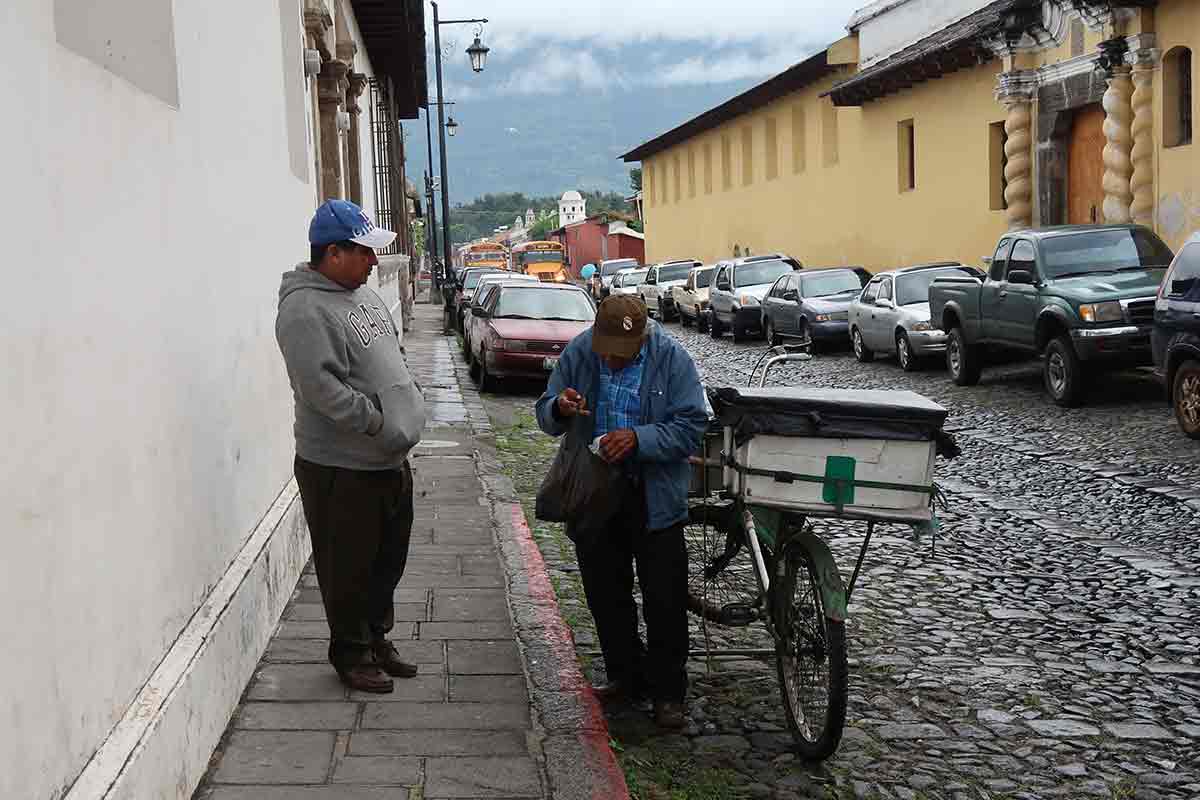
[849,262,983,371]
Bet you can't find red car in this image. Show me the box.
[468,283,596,391]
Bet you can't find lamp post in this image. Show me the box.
[431,2,489,295]
[423,106,441,298]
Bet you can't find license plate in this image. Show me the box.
[543,357,558,371]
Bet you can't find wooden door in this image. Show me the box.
[1068,105,1106,224]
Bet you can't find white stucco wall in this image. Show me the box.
[850,0,991,67]
[0,1,382,796]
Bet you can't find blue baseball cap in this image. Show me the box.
[308,199,396,249]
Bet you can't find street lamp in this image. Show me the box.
[446,116,459,137]
[431,2,489,297]
[466,36,490,73]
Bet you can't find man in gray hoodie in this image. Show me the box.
[276,199,427,694]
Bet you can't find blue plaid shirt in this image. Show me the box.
[593,347,646,439]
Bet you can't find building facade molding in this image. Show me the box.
[317,59,351,200]
[304,0,334,59]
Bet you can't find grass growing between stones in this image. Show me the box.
[617,746,745,800]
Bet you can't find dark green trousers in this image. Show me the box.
[294,456,414,670]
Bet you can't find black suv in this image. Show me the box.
[1152,234,1200,439]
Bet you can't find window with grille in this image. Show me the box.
[369,77,402,256]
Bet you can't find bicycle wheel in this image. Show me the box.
[683,505,763,629]
[774,547,848,760]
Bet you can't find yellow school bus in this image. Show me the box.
[511,240,567,282]
[459,243,510,272]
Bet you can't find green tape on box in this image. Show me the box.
[749,506,781,550]
[823,456,856,505]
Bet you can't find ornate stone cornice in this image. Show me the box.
[336,39,358,65]
[1098,36,1131,77]
[996,69,1040,102]
[317,59,350,106]
[346,72,369,114]
[304,0,333,57]
[1125,33,1159,67]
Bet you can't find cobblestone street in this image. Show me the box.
[478,320,1200,800]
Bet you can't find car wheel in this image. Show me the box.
[468,349,481,383]
[697,308,709,332]
[1043,335,1085,406]
[799,320,820,354]
[709,313,724,339]
[1174,361,1200,439]
[765,318,781,347]
[897,332,919,372]
[851,328,874,363]
[946,327,981,386]
[478,349,497,393]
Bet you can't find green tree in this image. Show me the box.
[528,212,559,241]
[411,220,426,256]
[629,168,642,192]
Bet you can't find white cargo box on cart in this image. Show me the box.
[707,387,949,523]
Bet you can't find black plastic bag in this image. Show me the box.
[535,436,623,525]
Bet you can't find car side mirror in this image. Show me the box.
[875,298,895,309]
[783,290,799,302]
[1007,269,1035,285]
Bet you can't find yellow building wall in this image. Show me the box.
[1154,0,1200,251]
[642,3,1200,269]
[642,62,1010,272]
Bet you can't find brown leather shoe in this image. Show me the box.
[337,663,394,693]
[371,639,419,678]
[654,701,687,729]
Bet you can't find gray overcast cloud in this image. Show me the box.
[431,0,866,97]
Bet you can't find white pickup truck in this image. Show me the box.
[639,259,701,321]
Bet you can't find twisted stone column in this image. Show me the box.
[1101,65,1134,223]
[1003,98,1034,229]
[1129,53,1158,227]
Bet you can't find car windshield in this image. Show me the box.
[736,260,793,287]
[602,259,638,276]
[1040,229,1175,278]
[694,268,715,288]
[463,270,501,289]
[895,267,976,305]
[800,270,862,298]
[659,263,694,282]
[619,270,648,286]
[494,288,596,321]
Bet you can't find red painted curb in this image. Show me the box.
[509,504,631,800]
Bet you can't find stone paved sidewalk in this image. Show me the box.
[194,296,625,800]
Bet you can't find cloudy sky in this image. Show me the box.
[415,0,871,201]
[430,0,866,99]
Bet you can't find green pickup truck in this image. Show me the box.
[928,225,1174,406]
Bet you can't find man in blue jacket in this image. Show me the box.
[535,295,707,728]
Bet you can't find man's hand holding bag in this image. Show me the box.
[534,388,624,526]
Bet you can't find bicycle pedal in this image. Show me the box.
[719,603,759,626]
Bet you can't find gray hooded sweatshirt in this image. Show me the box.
[276,263,426,470]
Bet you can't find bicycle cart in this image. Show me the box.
[685,344,952,760]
